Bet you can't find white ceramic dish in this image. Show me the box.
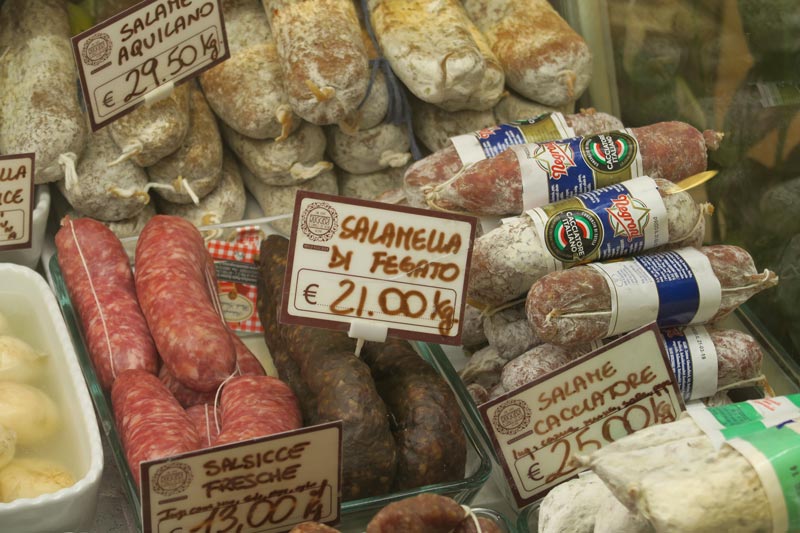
[0,264,103,532]
[0,184,51,269]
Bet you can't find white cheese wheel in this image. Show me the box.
[0,458,75,502]
[0,382,59,446]
[0,336,46,384]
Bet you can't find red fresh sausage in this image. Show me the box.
[112,369,201,489]
[55,216,158,389]
[214,375,302,446]
[135,215,236,392]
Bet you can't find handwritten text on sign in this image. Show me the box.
[141,422,342,533]
[282,192,477,345]
[479,324,684,507]
[0,154,34,251]
[71,0,229,130]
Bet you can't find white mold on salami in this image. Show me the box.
[411,97,496,153]
[147,83,224,204]
[0,0,88,184]
[326,122,411,175]
[222,121,331,186]
[265,0,370,125]
[337,165,405,201]
[367,0,505,112]
[200,0,299,140]
[462,0,592,107]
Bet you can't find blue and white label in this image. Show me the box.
[450,113,575,167]
[525,176,668,269]
[589,247,722,336]
[515,129,644,211]
[662,325,718,400]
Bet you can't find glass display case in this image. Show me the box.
[559,0,800,384]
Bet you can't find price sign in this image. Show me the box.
[71,0,229,130]
[141,422,342,533]
[0,154,34,251]
[281,192,477,345]
[479,323,684,507]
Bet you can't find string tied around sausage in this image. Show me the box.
[107,141,143,167]
[58,152,79,190]
[275,104,294,142]
[65,217,118,381]
[454,504,483,533]
[171,176,201,206]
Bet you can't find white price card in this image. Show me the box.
[71,0,229,130]
[0,154,34,251]
[281,191,477,345]
[141,422,342,533]
[479,323,684,507]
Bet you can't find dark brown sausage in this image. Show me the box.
[112,369,201,489]
[361,338,467,491]
[365,493,467,533]
[135,215,236,392]
[55,216,158,389]
[426,121,722,216]
[257,235,397,499]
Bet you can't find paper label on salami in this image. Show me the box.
[451,113,575,167]
[71,0,230,131]
[689,395,800,448]
[479,324,683,507]
[0,154,34,252]
[281,191,476,345]
[516,129,645,211]
[726,422,800,533]
[589,248,722,336]
[525,176,668,268]
[140,422,342,533]
[661,325,718,400]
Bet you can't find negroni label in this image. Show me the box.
[516,129,644,211]
[525,176,668,269]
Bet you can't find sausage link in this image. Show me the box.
[403,109,623,208]
[135,215,236,391]
[112,369,201,488]
[215,375,302,446]
[266,0,370,125]
[160,331,265,408]
[185,403,220,448]
[361,338,467,491]
[365,493,467,533]
[526,245,778,346]
[55,217,158,390]
[468,177,708,307]
[257,235,397,499]
[429,121,720,216]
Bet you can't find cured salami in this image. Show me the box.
[526,245,778,346]
[55,217,158,390]
[403,109,623,209]
[468,176,709,307]
[425,121,722,216]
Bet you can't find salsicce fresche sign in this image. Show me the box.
[479,323,684,507]
[71,0,229,130]
[282,192,477,345]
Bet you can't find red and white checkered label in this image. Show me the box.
[207,226,264,334]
